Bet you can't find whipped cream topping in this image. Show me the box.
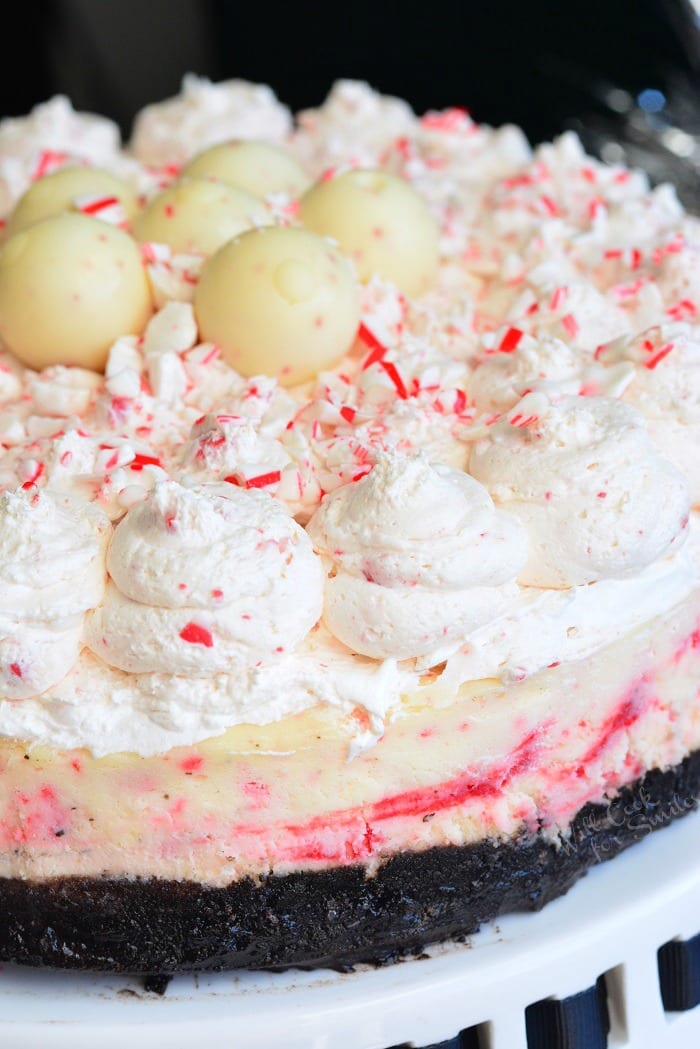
[0,79,699,755]
[599,323,700,505]
[0,96,123,215]
[503,279,631,353]
[352,399,470,470]
[469,333,582,412]
[0,627,409,758]
[441,512,700,684]
[179,413,324,519]
[471,393,690,587]
[307,453,527,659]
[468,328,635,414]
[86,480,323,674]
[182,413,290,480]
[130,75,292,166]
[0,489,109,698]
[294,80,415,174]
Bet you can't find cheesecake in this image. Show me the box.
[0,77,698,974]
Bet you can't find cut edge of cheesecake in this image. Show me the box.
[1,749,697,975]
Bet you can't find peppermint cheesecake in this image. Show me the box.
[0,77,698,973]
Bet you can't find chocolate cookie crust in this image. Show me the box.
[1,751,698,975]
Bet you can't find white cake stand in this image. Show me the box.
[1,808,699,1049]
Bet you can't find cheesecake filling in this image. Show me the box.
[0,590,698,884]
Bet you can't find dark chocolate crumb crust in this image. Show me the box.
[1,751,698,975]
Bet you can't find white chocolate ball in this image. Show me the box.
[6,166,138,237]
[182,141,310,199]
[194,227,360,385]
[0,213,152,371]
[299,169,439,296]
[131,177,272,256]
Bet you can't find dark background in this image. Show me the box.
[4,0,700,195]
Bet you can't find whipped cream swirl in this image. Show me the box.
[0,96,123,215]
[599,323,700,505]
[0,490,109,698]
[469,334,582,413]
[130,75,292,166]
[307,453,528,660]
[469,329,635,414]
[86,480,323,674]
[294,80,415,173]
[470,393,690,587]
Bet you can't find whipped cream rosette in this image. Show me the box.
[0,96,124,215]
[510,280,630,352]
[598,323,700,505]
[469,333,582,413]
[351,399,470,470]
[86,480,323,674]
[307,452,528,660]
[294,80,415,173]
[0,489,109,698]
[471,393,690,588]
[181,414,291,482]
[469,328,635,414]
[130,75,292,167]
[180,413,323,518]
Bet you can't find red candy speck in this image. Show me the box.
[226,470,282,490]
[20,462,45,490]
[31,150,69,180]
[666,299,697,321]
[498,327,524,353]
[179,623,214,647]
[540,195,559,216]
[358,323,387,356]
[130,453,162,471]
[549,286,567,312]
[561,313,579,339]
[379,359,408,399]
[509,411,539,428]
[645,344,674,370]
[79,195,119,216]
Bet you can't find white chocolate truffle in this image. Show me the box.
[182,141,310,199]
[0,213,152,372]
[194,226,360,385]
[131,177,272,256]
[299,169,439,296]
[6,166,139,237]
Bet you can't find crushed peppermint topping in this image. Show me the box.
[0,86,695,563]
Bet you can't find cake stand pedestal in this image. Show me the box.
[1,808,699,1049]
